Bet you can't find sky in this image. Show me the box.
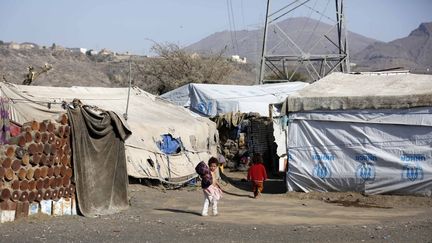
[0,0,431,55]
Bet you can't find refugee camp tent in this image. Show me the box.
[0,82,218,184]
[279,72,432,196]
[161,82,308,117]
[162,82,308,172]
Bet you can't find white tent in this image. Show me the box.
[161,82,309,117]
[0,82,218,183]
[279,72,432,196]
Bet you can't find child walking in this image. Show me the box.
[247,153,268,198]
[195,157,222,216]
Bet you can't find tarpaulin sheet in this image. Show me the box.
[68,105,131,217]
[161,82,308,117]
[286,108,432,196]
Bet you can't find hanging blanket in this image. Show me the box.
[68,105,131,217]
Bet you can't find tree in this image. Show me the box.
[143,43,233,94]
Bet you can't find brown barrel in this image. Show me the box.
[62,176,70,187]
[0,188,11,200]
[58,187,64,198]
[37,143,44,153]
[18,168,27,180]
[56,113,68,125]
[51,189,58,200]
[47,154,55,166]
[65,168,73,178]
[20,180,29,190]
[64,143,71,154]
[15,146,27,159]
[43,189,52,200]
[61,155,69,166]
[22,120,40,132]
[22,154,30,166]
[19,191,29,202]
[49,178,57,189]
[33,168,41,180]
[4,168,14,181]
[11,191,20,201]
[11,159,21,171]
[50,144,57,156]
[64,126,70,137]
[63,187,70,198]
[47,132,56,144]
[47,122,55,133]
[69,184,75,193]
[56,126,65,138]
[53,154,61,165]
[40,167,48,178]
[24,131,32,143]
[2,146,15,158]
[39,122,47,133]
[32,131,42,143]
[60,166,67,176]
[0,167,4,178]
[11,180,20,190]
[55,177,63,187]
[27,143,38,155]
[43,143,51,155]
[39,154,47,166]
[28,191,36,202]
[2,157,12,168]
[28,180,36,190]
[36,179,44,190]
[54,138,62,149]
[40,132,48,143]
[26,168,34,180]
[43,178,50,189]
[30,153,41,165]
[53,166,61,177]
[47,167,54,178]
[35,190,43,202]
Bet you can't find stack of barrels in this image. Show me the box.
[0,114,75,213]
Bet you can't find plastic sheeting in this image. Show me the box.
[161,82,308,117]
[285,107,432,196]
[282,72,432,113]
[0,82,218,183]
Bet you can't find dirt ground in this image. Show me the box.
[1,171,432,243]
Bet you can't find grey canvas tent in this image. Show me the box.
[279,72,432,196]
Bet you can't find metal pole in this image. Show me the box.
[259,0,271,84]
[124,57,132,120]
[341,0,350,73]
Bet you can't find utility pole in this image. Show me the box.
[259,0,350,84]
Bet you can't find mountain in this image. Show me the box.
[186,17,380,64]
[353,22,432,71]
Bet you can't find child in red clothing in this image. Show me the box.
[247,153,268,198]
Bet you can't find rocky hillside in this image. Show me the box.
[0,45,257,92]
[186,17,379,65]
[353,22,432,71]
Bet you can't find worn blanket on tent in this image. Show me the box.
[68,105,131,217]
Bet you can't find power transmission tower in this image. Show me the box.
[259,0,350,84]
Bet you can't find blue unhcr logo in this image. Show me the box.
[356,163,376,181]
[402,164,424,181]
[313,162,331,179]
[355,154,376,181]
[196,102,213,114]
[401,154,425,182]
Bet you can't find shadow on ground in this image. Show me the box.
[221,171,287,195]
[154,208,202,216]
